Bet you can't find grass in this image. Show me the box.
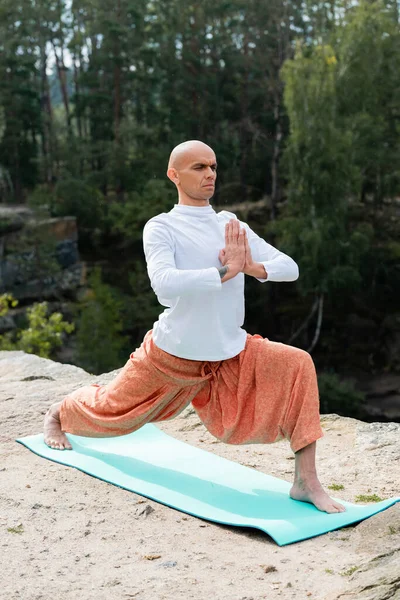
[7,524,24,534]
[328,483,345,491]
[325,568,334,575]
[341,565,359,577]
[355,494,383,503]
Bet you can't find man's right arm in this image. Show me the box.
[143,221,223,298]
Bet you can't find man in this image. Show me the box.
[44,140,345,514]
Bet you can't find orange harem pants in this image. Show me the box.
[59,330,323,453]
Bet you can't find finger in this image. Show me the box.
[225,222,230,245]
[227,220,234,242]
[229,220,235,243]
[232,219,240,239]
[228,220,234,241]
[243,232,248,254]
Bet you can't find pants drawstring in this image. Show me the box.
[200,361,221,383]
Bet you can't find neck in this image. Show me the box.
[177,191,210,207]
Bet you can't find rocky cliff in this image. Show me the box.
[0,351,399,600]
[0,204,85,303]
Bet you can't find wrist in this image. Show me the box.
[244,262,268,279]
[220,263,239,283]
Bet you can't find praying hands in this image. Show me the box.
[218,219,267,281]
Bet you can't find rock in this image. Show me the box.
[0,209,86,301]
[0,205,35,235]
[356,422,400,452]
[134,504,155,518]
[324,549,400,600]
[1,351,399,600]
[0,313,16,334]
[357,374,400,421]
[158,561,177,568]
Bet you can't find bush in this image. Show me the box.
[0,295,75,358]
[76,267,128,374]
[53,178,107,230]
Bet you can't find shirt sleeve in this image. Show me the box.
[143,220,222,298]
[241,222,299,283]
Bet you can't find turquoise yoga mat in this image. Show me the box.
[17,425,399,546]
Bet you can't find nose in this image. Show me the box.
[205,167,216,179]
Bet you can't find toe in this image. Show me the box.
[330,502,345,513]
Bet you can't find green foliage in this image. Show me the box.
[0,293,18,317]
[7,524,24,534]
[1,0,400,414]
[124,260,163,344]
[0,296,75,358]
[341,565,360,577]
[52,178,107,230]
[328,483,345,491]
[355,494,384,503]
[76,267,128,374]
[108,180,176,242]
[279,41,371,299]
[17,303,75,358]
[318,372,365,418]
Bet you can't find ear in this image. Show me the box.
[167,167,179,185]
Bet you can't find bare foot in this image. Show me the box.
[290,477,346,513]
[44,402,72,450]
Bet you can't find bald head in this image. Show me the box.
[166,140,217,205]
[168,140,215,170]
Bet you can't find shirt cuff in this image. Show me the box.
[207,267,223,289]
[256,261,277,282]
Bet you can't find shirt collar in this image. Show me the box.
[171,203,215,216]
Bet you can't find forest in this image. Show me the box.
[0,0,399,421]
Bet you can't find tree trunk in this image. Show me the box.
[113,0,124,202]
[307,294,324,353]
[51,40,72,139]
[270,87,283,220]
[40,44,54,187]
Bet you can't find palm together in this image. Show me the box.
[218,218,254,277]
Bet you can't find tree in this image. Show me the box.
[279,40,371,352]
[76,267,128,374]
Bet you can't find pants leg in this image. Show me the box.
[192,334,323,453]
[59,331,208,437]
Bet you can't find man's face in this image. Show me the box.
[173,148,217,201]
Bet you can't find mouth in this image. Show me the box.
[203,184,215,188]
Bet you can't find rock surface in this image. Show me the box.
[0,351,399,600]
[0,205,85,301]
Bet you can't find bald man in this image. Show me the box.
[44,140,345,514]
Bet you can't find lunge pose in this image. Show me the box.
[44,140,345,514]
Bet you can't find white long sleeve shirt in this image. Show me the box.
[143,203,299,360]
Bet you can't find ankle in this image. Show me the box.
[293,474,321,489]
[48,402,61,421]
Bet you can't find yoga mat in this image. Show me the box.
[16,424,400,546]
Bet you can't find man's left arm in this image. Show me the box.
[241,222,299,282]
